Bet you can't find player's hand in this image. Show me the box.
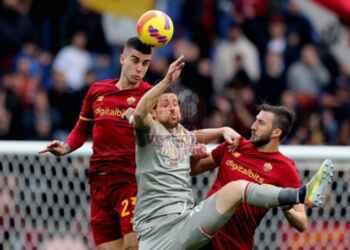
[39,140,70,156]
[122,107,135,124]
[191,144,208,160]
[164,55,185,84]
[222,127,240,145]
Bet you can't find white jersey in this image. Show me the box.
[133,121,196,232]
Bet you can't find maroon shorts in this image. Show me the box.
[89,175,137,246]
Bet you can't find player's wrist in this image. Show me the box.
[62,143,71,155]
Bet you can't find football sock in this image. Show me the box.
[244,183,305,208]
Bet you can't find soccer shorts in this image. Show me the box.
[89,175,137,246]
[137,194,233,249]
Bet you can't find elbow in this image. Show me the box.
[133,111,144,122]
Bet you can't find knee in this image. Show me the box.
[226,180,249,195]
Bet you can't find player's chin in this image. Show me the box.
[168,118,180,127]
[129,76,141,84]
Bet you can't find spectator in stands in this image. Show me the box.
[13,56,41,107]
[62,3,110,54]
[38,50,53,90]
[0,0,35,59]
[334,65,350,144]
[48,71,76,139]
[91,54,115,81]
[22,90,52,139]
[283,0,317,46]
[256,51,286,105]
[213,22,260,93]
[0,91,11,138]
[287,44,330,110]
[267,16,287,54]
[53,31,92,91]
[0,73,23,139]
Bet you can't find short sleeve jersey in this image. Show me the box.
[133,121,197,232]
[208,137,301,250]
[80,79,152,174]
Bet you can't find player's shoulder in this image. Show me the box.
[275,152,296,169]
[90,79,116,89]
[87,79,116,94]
[140,80,153,91]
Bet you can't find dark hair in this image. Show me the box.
[258,103,295,140]
[125,37,152,54]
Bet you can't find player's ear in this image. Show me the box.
[120,53,126,65]
[151,109,156,119]
[271,128,282,139]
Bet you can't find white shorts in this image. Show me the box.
[137,194,233,250]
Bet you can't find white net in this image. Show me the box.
[0,141,349,250]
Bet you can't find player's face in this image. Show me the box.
[250,111,275,147]
[120,48,152,85]
[154,93,182,129]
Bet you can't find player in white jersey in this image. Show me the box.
[127,55,334,250]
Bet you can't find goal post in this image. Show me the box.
[0,141,349,249]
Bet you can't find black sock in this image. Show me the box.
[278,188,299,205]
[298,186,307,203]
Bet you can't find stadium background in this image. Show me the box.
[0,0,349,249]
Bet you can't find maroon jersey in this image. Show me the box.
[66,79,152,176]
[208,137,301,250]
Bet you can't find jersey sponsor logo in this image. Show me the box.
[263,162,273,172]
[152,133,196,167]
[95,107,126,118]
[127,96,136,105]
[96,95,104,102]
[226,160,265,184]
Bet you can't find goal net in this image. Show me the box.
[0,141,349,249]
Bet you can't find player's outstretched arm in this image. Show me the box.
[193,127,241,144]
[190,144,218,176]
[39,140,71,156]
[133,55,185,128]
[190,153,217,176]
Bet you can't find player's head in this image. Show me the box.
[120,37,153,85]
[250,104,295,147]
[152,92,182,129]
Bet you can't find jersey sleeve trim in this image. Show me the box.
[79,115,93,121]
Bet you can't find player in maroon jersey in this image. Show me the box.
[192,104,321,250]
[40,37,153,250]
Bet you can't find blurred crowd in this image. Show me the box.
[0,0,350,145]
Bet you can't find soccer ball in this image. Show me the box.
[136,10,174,47]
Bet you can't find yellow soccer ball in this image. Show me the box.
[136,10,174,47]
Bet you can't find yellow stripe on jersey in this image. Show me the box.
[79,116,93,121]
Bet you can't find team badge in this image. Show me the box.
[263,162,273,172]
[127,96,136,105]
[96,96,104,102]
[232,152,241,158]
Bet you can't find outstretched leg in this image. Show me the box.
[216,159,334,214]
[179,159,334,249]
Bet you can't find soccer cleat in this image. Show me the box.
[305,159,334,207]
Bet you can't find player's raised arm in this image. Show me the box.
[193,127,241,144]
[133,55,185,128]
[39,85,94,156]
